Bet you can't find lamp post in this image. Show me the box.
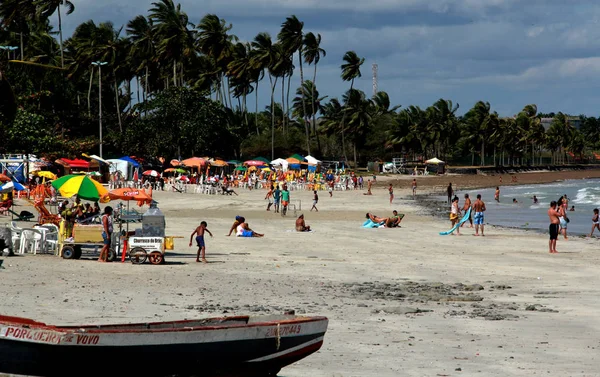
[92,61,108,158]
[0,46,17,59]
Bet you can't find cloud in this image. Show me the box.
[52,0,600,116]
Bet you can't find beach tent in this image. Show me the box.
[107,159,134,180]
[270,158,289,171]
[305,155,321,165]
[82,153,110,165]
[425,157,444,164]
[289,153,304,161]
[425,157,445,174]
[252,157,270,164]
[118,156,140,168]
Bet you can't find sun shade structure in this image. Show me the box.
[210,160,228,167]
[244,160,266,167]
[0,174,11,182]
[51,175,109,201]
[142,170,160,177]
[181,157,207,168]
[33,171,57,180]
[107,188,152,205]
[425,157,444,164]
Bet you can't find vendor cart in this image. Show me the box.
[59,222,117,261]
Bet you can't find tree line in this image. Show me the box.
[1,0,599,166]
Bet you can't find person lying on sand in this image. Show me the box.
[236,222,264,237]
[366,213,388,224]
[295,214,311,232]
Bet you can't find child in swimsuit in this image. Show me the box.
[589,208,599,238]
[189,221,213,263]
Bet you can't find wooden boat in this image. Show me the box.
[0,314,328,376]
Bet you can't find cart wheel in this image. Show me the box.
[129,247,147,264]
[107,248,117,262]
[148,251,163,265]
[62,246,75,259]
[74,245,82,259]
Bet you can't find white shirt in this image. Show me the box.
[236,224,244,236]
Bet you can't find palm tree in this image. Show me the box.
[464,101,498,166]
[339,50,365,164]
[278,15,310,154]
[344,89,373,167]
[227,42,254,125]
[292,80,326,120]
[126,15,155,104]
[148,0,195,87]
[251,32,278,159]
[303,31,325,153]
[196,14,237,105]
[0,0,37,60]
[36,0,74,69]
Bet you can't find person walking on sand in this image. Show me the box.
[310,190,319,212]
[472,194,486,236]
[189,221,213,263]
[364,179,372,195]
[281,184,290,216]
[447,183,453,204]
[328,180,334,197]
[273,185,281,213]
[265,185,274,211]
[548,201,561,253]
[450,196,461,235]
[388,184,394,204]
[411,179,417,199]
[494,187,500,202]
[462,193,473,228]
[557,197,569,240]
[99,206,113,262]
[589,208,599,237]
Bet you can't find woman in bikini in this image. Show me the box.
[589,208,599,237]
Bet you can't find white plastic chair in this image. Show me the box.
[9,221,23,252]
[44,231,59,255]
[19,229,44,254]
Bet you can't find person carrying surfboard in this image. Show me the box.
[450,196,462,235]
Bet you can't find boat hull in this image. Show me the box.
[0,315,327,377]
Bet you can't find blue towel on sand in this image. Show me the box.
[363,219,385,228]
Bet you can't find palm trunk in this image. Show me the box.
[298,51,310,155]
[136,76,140,103]
[480,141,485,166]
[286,73,292,136]
[281,76,285,135]
[353,142,357,169]
[269,73,276,160]
[19,33,23,60]
[126,79,131,110]
[339,80,353,164]
[313,63,321,156]
[242,92,248,126]
[114,78,122,132]
[255,80,259,135]
[87,67,94,115]
[227,76,233,109]
[57,5,65,69]
[173,60,177,87]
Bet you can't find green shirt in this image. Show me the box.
[282,190,290,201]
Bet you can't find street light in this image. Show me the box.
[0,46,18,59]
[91,61,108,158]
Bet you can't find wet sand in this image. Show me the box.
[2,172,600,376]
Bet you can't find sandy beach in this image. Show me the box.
[2,172,600,376]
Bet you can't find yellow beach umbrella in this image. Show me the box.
[51,174,109,202]
[33,171,57,180]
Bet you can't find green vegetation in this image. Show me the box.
[0,0,598,165]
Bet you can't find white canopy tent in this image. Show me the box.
[425,157,444,164]
[304,155,321,165]
[270,158,289,171]
[107,159,135,181]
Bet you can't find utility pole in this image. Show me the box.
[92,61,108,158]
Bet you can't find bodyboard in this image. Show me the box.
[439,207,472,235]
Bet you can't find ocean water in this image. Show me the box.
[431,179,600,236]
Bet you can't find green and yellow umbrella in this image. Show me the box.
[51,174,109,202]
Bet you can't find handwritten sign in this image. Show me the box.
[0,326,62,344]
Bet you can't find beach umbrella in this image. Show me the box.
[87,171,102,177]
[305,155,321,165]
[234,166,247,172]
[142,170,160,177]
[106,187,153,205]
[425,157,444,164]
[176,175,190,182]
[252,157,270,164]
[33,171,58,180]
[170,159,181,167]
[289,153,304,161]
[181,157,207,168]
[0,181,26,192]
[227,160,242,165]
[164,167,187,173]
[244,160,266,166]
[261,167,272,172]
[210,159,228,167]
[0,174,11,182]
[51,174,109,202]
[286,157,301,164]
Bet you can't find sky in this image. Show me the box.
[53,0,600,116]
